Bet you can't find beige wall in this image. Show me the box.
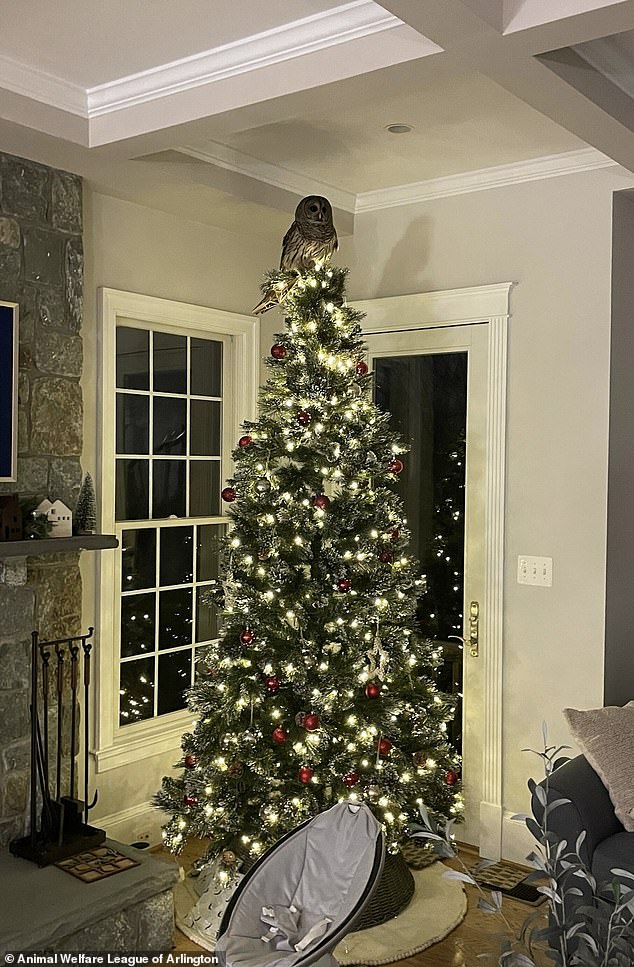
[81,190,277,838]
[332,166,634,859]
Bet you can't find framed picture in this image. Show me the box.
[0,301,19,482]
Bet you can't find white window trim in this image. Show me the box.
[94,287,258,773]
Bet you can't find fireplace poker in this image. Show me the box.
[55,643,65,801]
[69,642,80,798]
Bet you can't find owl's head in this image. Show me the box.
[296,195,333,224]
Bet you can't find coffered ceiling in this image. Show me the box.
[0,0,633,232]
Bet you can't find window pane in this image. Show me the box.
[159,588,193,649]
[153,332,187,394]
[153,396,187,455]
[116,394,149,454]
[190,400,221,456]
[121,591,155,657]
[158,650,191,715]
[190,461,220,517]
[153,460,186,518]
[191,338,222,397]
[196,586,220,642]
[117,328,149,390]
[116,459,149,520]
[121,529,156,591]
[120,657,154,725]
[160,526,193,586]
[197,524,226,581]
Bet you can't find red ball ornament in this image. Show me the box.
[298,766,314,785]
[355,360,369,376]
[378,738,393,756]
[390,528,401,542]
[240,628,256,645]
[337,577,351,593]
[378,549,393,563]
[238,434,253,448]
[221,486,237,502]
[184,754,197,769]
[446,769,459,786]
[272,726,288,745]
[265,675,281,694]
[313,494,331,511]
[271,344,288,360]
[183,794,198,807]
[343,771,360,787]
[303,712,321,732]
[297,409,312,426]
[388,458,404,475]
[364,681,382,699]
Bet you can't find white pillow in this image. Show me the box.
[564,701,634,832]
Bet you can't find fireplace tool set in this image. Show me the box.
[10,627,105,866]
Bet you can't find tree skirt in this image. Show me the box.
[175,862,466,965]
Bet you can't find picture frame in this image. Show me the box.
[0,301,19,482]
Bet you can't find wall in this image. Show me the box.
[0,152,84,845]
[265,165,633,861]
[604,189,634,706]
[82,190,277,839]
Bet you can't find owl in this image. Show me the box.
[253,195,338,314]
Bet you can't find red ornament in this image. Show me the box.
[184,754,197,769]
[390,528,401,542]
[446,769,459,786]
[240,628,256,645]
[364,681,382,699]
[221,487,237,503]
[271,344,288,360]
[298,766,314,785]
[378,549,393,563]
[378,738,393,756]
[238,435,253,448]
[303,713,321,732]
[183,794,198,807]
[297,409,312,426]
[388,458,404,475]
[337,578,351,593]
[272,726,288,745]
[265,675,281,694]
[258,548,271,561]
[356,360,369,376]
[313,494,331,511]
[343,771,360,787]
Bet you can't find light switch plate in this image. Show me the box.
[517,555,553,587]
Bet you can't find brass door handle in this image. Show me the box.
[469,601,479,657]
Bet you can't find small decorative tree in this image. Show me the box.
[75,472,97,534]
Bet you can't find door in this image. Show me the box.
[366,324,488,849]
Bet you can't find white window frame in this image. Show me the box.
[94,288,258,773]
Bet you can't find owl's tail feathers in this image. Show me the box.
[252,291,279,314]
[252,272,298,315]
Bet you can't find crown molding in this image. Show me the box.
[0,53,87,117]
[178,142,357,214]
[354,147,618,211]
[86,0,416,117]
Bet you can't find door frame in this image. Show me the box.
[353,283,512,860]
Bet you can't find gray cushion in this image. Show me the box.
[592,832,634,884]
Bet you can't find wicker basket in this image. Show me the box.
[354,849,415,931]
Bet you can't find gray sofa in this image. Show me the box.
[535,754,634,882]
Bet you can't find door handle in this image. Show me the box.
[468,601,479,657]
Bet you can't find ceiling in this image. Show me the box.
[1,0,634,234]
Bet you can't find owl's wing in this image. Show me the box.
[280,221,300,271]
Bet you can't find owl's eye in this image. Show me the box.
[309,204,319,213]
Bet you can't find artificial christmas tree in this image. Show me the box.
[156,259,460,895]
[75,471,97,534]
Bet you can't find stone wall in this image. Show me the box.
[0,152,84,846]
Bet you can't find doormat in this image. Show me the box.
[401,838,438,870]
[469,860,545,906]
[56,846,140,883]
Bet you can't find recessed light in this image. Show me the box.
[386,123,413,135]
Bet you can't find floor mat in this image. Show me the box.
[469,860,545,906]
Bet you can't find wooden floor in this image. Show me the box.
[159,839,545,966]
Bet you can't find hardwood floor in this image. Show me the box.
[159,840,546,966]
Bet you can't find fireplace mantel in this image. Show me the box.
[0,534,118,558]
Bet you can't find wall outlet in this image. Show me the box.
[517,555,552,587]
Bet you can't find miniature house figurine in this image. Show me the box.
[0,494,22,541]
[34,498,73,538]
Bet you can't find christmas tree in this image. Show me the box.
[75,471,97,534]
[156,262,461,865]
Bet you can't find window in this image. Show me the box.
[96,290,258,769]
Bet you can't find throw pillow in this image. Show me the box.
[564,702,634,832]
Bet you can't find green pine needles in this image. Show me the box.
[156,262,460,864]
